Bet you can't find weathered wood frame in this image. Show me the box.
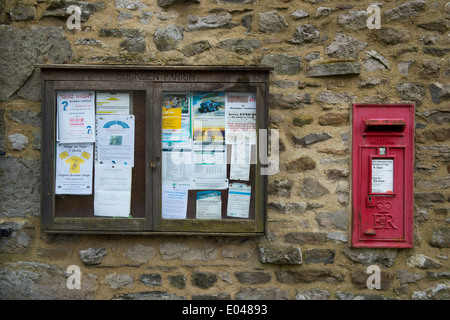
[40,65,270,236]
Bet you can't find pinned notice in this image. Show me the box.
[96,115,135,167]
[55,143,93,195]
[57,91,95,143]
[227,183,251,218]
[94,165,132,217]
[96,92,130,114]
[371,159,394,193]
[196,191,222,219]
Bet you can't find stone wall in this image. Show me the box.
[0,0,449,300]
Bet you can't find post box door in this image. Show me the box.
[359,146,405,241]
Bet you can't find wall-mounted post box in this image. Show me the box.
[352,104,414,248]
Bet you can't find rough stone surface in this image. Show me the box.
[160,242,218,261]
[430,227,450,248]
[316,210,348,230]
[257,244,302,265]
[326,33,367,59]
[342,248,398,267]
[218,38,261,54]
[293,132,332,147]
[307,62,361,77]
[337,11,367,30]
[285,232,327,245]
[285,156,316,172]
[105,273,133,289]
[384,1,427,20]
[276,269,344,284]
[0,157,40,217]
[153,25,183,51]
[139,273,162,287]
[191,272,218,289]
[412,283,450,300]
[8,134,29,151]
[258,11,288,33]
[305,249,335,265]
[158,0,200,7]
[79,247,107,265]
[235,272,271,284]
[0,220,34,254]
[182,40,211,57]
[0,262,97,299]
[407,254,442,269]
[235,287,289,300]
[396,82,426,106]
[261,55,302,75]
[429,82,450,104]
[288,24,320,44]
[186,13,237,31]
[113,291,186,300]
[295,288,330,300]
[125,244,156,264]
[0,25,73,101]
[269,92,310,108]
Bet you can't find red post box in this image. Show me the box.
[352,103,414,248]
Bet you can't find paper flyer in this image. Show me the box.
[57,91,96,143]
[96,92,130,114]
[94,165,132,217]
[196,191,222,219]
[227,183,251,218]
[162,149,193,186]
[192,92,225,144]
[225,92,256,144]
[162,92,191,149]
[230,144,251,181]
[161,185,189,219]
[96,115,135,167]
[193,144,227,179]
[55,143,94,195]
[371,159,394,193]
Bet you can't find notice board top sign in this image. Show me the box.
[38,64,273,83]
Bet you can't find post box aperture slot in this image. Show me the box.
[369,156,395,195]
[363,119,406,135]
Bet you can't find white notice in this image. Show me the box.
[94,165,132,217]
[227,183,251,218]
[371,159,394,193]
[196,191,222,219]
[162,185,189,219]
[55,143,93,195]
[57,91,96,143]
[96,115,135,167]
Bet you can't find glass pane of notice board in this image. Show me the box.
[160,91,256,222]
[40,65,269,235]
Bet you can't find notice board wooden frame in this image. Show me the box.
[40,65,271,236]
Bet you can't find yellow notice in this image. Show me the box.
[162,107,182,130]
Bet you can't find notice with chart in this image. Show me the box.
[96,115,135,167]
[57,91,95,143]
[371,159,394,194]
[227,183,251,218]
[55,143,93,195]
[94,165,132,217]
[196,191,222,219]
